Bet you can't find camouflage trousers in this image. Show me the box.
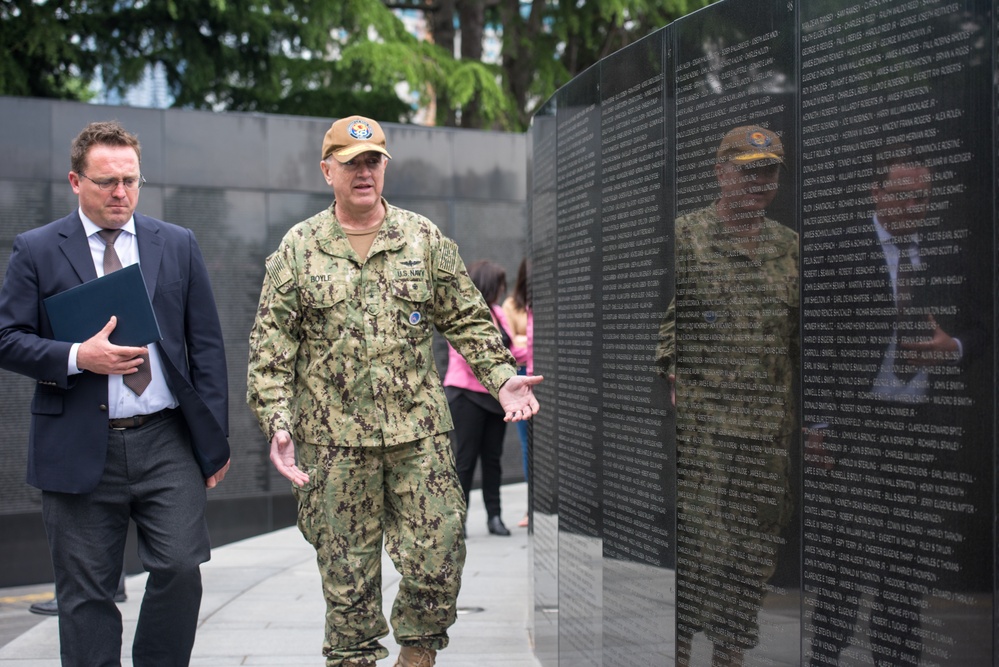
[675,423,792,652]
[293,433,467,667]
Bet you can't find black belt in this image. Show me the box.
[109,408,176,430]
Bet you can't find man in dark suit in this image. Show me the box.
[0,121,230,666]
[805,147,982,666]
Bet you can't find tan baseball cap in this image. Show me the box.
[716,125,784,165]
[321,116,392,163]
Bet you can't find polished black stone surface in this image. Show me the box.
[598,28,675,667]
[528,0,996,664]
[799,1,995,664]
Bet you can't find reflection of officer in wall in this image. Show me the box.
[806,147,980,667]
[658,125,799,667]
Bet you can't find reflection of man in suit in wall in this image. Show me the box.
[658,125,798,667]
[806,146,979,666]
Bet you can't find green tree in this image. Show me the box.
[0,0,98,100]
[500,0,717,129]
[424,0,715,129]
[0,0,512,123]
[0,0,713,130]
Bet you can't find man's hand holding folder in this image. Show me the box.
[77,315,148,377]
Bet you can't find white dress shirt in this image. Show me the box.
[872,215,932,402]
[68,210,178,418]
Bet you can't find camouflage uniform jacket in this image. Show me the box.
[657,204,799,439]
[247,200,517,447]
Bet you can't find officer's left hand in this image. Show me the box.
[499,374,544,422]
[270,430,310,487]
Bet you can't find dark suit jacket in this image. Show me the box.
[0,211,230,493]
[805,220,983,426]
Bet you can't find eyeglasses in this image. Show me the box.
[79,173,146,191]
[340,156,385,172]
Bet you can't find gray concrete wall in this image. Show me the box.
[0,97,528,586]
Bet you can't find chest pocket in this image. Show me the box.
[392,279,433,338]
[760,271,799,341]
[300,281,348,338]
[685,258,731,326]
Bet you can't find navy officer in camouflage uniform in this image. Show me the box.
[246,116,542,667]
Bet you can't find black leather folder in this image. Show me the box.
[43,264,162,346]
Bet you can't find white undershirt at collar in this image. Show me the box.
[79,210,138,274]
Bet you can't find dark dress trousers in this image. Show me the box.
[0,211,230,666]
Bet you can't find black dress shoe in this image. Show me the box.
[114,572,127,603]
[487,516,511,536]
[28,586,126,616]
[29,598,59,616]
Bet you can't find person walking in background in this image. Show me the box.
[501,258,533,528]
[445,260,529,537]
[246,115,542,667]
[0,120,231,666]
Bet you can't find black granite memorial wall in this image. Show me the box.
[799,1,994,664]
[529,95,561,665]
[528,0,996,664]
[0,97,528,586]
[555,63,605,665]
[598,30,675,667]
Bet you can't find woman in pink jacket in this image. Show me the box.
[443,260,529,536]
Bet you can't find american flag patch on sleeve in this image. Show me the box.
[265,254,294,289]
[437,239,459,276]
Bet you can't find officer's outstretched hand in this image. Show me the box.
[499,374,544,423]
[270,429,310,487]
